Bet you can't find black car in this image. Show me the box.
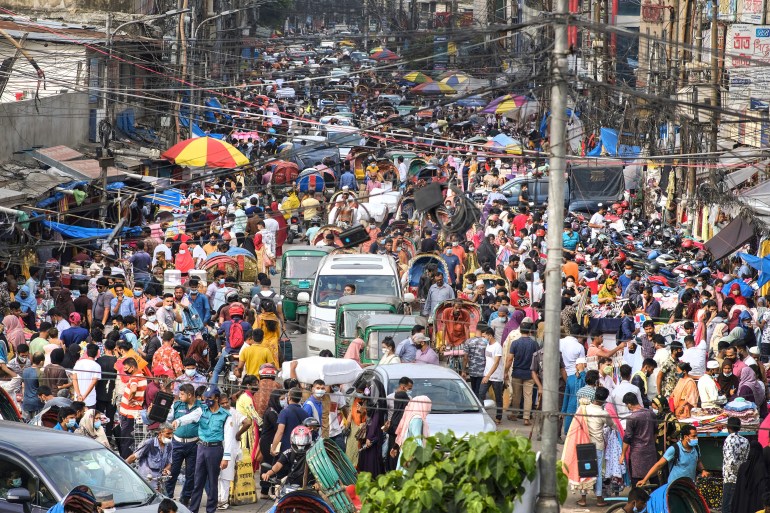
[0,422,189,513]
[0,389,22,422]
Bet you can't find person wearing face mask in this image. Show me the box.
[697,360,723,408]
[421,272,455,318]
[671,362,698,419]
[271,387,310,455]
[0,471,25,497]
[126,423,173,485]
[656,341,683,397]
[53,406,78,432]
[117,358,147,458]
[379,337,401,365]
[302,379,329,434]
[175,358,208,395]
[172,388,232,513]
[74,408,110,448]
[412,333,439,365]
[718,360,740,399]
[562,357,587,435]
[218,394,250,510]
[259,390,285,495]
[620,486,650,513]
[441,243,461,289]
[165,383,202,504]
[639,424,708,486]
[629,359,657,408]
[620,392,658,487]
[618,262,634,294]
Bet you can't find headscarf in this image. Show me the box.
[738,366,765,406]
[17,285,36,313]
[732,441,767,513]
[717,362,740,397]
[75,408,110,448]
[501,309,526,346]
[54,288,76,317]
[174,243,195,273]
[395,395,432,447]
[2,314,25,350]
[186,335,210,371]
[267,388,283,414]
[344,338,364,364]
[253,233,264,251]
[388,390,410,436]
[731,283,749,306]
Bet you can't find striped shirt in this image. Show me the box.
[119,375,147,418]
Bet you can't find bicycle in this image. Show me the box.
[443,348,465,375]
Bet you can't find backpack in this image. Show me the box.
[666,441,700,477]
[229,321,245,350]
[252,290,277,312]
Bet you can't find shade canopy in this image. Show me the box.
[161,136,249,168]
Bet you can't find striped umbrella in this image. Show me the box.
[482,94,532,115]
[370,49,401,61]
[411,81,456,95]
[161,136,249,168]
[402,71,433,84]
[440,73,470,88]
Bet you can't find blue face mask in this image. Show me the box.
[688,438,698,447]
[11,478,21,488]
[205,399,216,408]
[66,419,77,428]
[94,421,102,430]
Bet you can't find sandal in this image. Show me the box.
[576,499,587,507]
[524,420,532,426]
[507,413,518,421]
[596,501,608,507]
[494,419,502,425]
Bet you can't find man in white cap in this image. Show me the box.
[698,360,722,408]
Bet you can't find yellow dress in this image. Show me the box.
[258,312,281,364]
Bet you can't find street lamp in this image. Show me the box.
[108,8,191,55]
[193,9,240,40]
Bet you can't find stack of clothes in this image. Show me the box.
[723,398,760,430]
[681,408,727,434]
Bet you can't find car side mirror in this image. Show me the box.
[483,399,496,410]
[297,292,310,302]
[503,190,511,196]
[7,488,32,513]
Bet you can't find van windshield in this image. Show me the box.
[313,275,399,307]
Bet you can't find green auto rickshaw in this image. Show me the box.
[334,295,403,357]
[281,245,333,332]
[356,314,427,364]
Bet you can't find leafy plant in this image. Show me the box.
[556,460,568,504]
[357,430,541,513]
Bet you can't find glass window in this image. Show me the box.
[0,458,56,509]
[387,378,480,413]
[366,330,413,360]
[36,449,154,507]
[313,275,399,307]
[341,310,385,337]
[284,255,324,280]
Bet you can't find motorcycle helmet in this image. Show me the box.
[646,262,661,274]
[681,239,694,249]
[647,250,660,260]
[258,363,277,378]
[616,251,627,263]
[226,291,240,303]
[620,200,629,209]
[303,417,321,430]
[290,426,313,454]
[229,303,245,317]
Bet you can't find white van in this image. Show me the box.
[305,254,402,354]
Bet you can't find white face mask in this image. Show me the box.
[185,369,196,377]
[161,437,172,444]
[314,389,326,398]
[279,398,288,408]
[164,305,173,311]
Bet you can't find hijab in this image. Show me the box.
[738,366,765,406]
[75,409,109,448]
[54,288,76,316]
[717,363,740,396]
[388,390,411,436]
[733,441,767,513]
[267,389,283,414]
[501,309,526,345]
[731,283,749,306]
[174,243,195,273]
[2,314,25,350]
[343,338,364,364]
[185,336,210,371]
[395,395,431,447]
[17,285,37,313]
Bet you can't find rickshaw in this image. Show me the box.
[265,160,300,195]
[281,246,333,332]
[310,225,345,246]
[375,157,399,184]
[333,295,403,357]
[404,253,449,306]
[431,299,482,352]
[349,148,374,180]
[463,272,500,292]
[296,168,327,194]
[203,254,241,282]
[356,314,427,364]
[224,247,260,284]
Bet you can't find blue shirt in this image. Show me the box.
[178,405,231,447]
[508,336,539,380]
[302,396,323,421]
[21,367,43,412]
[119,328,139,352]
[339,171,357,190]
[562,231,579,250]
[277,404,310,452]
[442,253,461,284]
[663,441,699,483]
[60,326,90,347]
[218,319,252,351]
[618,273,632,294]
[189,294,211,326]
[396,337,417,363]
[171,400,202,439]
[111,296,136,317]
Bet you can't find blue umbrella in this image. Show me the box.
[492,133,516,146]
[736,252,770,288]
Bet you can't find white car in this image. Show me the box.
[356,363,497,437]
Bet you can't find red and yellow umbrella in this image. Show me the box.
[161,136,249,168]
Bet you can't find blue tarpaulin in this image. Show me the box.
[42,220,142,239]
[143,188,183,209]
[37,182,126,209]
[587,127,641,158]
[178,116,225,140]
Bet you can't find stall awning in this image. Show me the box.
[704,216,756,261]
[725,160,769,189]
[29,146,122,181]
[42,220,142,239]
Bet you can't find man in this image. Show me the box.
[641,287,661,320]
[562,222,579,257]
[157,293,184,337]
[504,319,539,425]
[117,315,140,351]
[300,193,321,233]
[28,322,52,356]
[413,333,439,365]
[236,329,275,377]
[462,332,488,399]
[118,358,147,458]
[639,424,709,486]
[489,306,509,344]
[657,341,683,397]
[152,238,173,267]
[620,485,650,513]
[175,358,208,395]
[60,313,89,347]
[48,309,70,334]
[53,406,78,432]
[173,388,232,513]
[630,358,656,408]
[396,325,423,363]
[581,387,614,507]
[620,392,660,487]
[681,334,707,377]
[421,272,455,317]
[340,167,357,190]
[6,343,30,394]
[20,352,45,419]
[111,284,136,318]
[302,379,327,425]
[212,303,251,385]
[72,344,101,407]
[188,284,211,327]
[271,387,310,454]
[166,383,202,505]
[618,261,634,295]
[698,360,722,408]
[478,326,504,424]
[37,385,72,410]
[576,370,600,404]
[632,320,657,360]
[129,241,153,283]
[722,417,749,513]
[153,331,184,378]
[95,339,118,442]
[397,155,407,184]
[609,364,643,425]
[588,204,607,239]
[562,357,587,435]
[441,244,461,288]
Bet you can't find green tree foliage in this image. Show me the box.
[357,430,566,513]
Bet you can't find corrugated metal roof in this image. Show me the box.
[29,146,122,181]
[0,164,71,207]
[0,16,153,43]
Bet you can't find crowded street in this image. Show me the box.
[2,3,770,513]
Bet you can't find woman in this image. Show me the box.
[344,338,364,365]
[253,234,274,274]
[126,423,173,486]
[738,366,769,418]
[380,337,400,365]
[174,243,195,275]
[671,362,698,419]
[2,314,25,352]
[718,360,740,399]
[218,394,247,510]
[597,277,617,305]
[54,288,76,319]
[259,390,284,495]
[732,441,767,513]
[346,392,366,467]
[651,395,680,458]
[385,390,410,471]
[61,343,81,370]
[17,285,37,330]
[730,283,749,307]
[501,309,526,351]
[256,300,282,364]
[357,398,385,477]
[74,409,109,448]
[392,395,432,471]
[185,335,210,374]
[235,375,260,470]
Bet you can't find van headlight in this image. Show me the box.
[307,317,333,336]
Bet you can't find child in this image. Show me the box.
[158,498,177,513]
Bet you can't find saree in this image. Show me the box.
[562,405,597,491]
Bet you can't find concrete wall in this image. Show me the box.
[0,0,153,13]
[0,92,88,162]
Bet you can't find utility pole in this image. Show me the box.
[709,0,720,185]
[537,0,567,512]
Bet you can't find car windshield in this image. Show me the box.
[37,448,155,506]
[342,310,389,337]
[388,378,480,413]
[285,255,324,279]
[313,275,399,307]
